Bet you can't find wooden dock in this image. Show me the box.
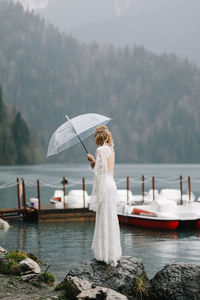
[0,177,96,223]
[37,205,95,222]
[0,175,193,223]
[0,208,28,220]
[0,205,95,222]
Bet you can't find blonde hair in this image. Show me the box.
[94,125,113,146]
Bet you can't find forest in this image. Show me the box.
[0,1,200,164]
[0,85,42,164]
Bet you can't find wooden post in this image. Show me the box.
[127,176,129,205]
[37,179,41,211]
[63,176,66,209]
[82,177,85,208]
[152,176,155,201]
[22,179,26,210]
[142,175,145,204]
[180,175,183,205]
[188,176,191,202]
[17,177,21,209]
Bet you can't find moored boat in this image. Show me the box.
[118,214,179,230]
[50,189,90,209]
[118,200,180,230]
[48,188,200,230]
[117,200,200,230]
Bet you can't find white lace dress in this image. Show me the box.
[89,144,122,266]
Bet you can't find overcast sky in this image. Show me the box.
[8,0,130,15]
[7,0,200,65]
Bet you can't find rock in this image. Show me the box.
[21,273,39,281]
[0,246,8,263]
[0,218,10,231]
[149,262,200,300]
[19,257,41,275]
[64,256,149,300]
[63,275,93,299]
[0,246,8,255]
[77,286,128,300]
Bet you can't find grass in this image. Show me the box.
[7,250,27,263]
[133,276,149,300]
[0,250,30,276]
[54,282,65,291]
[27,252,40,263]
[40,271,55,286]
[0,260,19,275]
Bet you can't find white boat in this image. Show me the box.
[117,189,159,206]
[160,189,195,204]
[118,188,196,205]
[66,190,90,208]
[50,190,64,205]
[50,189,89,209]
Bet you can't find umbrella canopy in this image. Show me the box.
[47,113,111,157]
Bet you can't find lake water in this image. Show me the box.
[0,164,200,281]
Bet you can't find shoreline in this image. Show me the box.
[1,246,200,300]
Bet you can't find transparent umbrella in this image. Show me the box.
[47,113,111,157]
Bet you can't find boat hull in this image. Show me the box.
[118,214,179,230]
[178,219,200,230]
[195,219,200,229]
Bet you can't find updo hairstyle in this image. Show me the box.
[94,125,113,147]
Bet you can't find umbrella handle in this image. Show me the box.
[66,115,89,154]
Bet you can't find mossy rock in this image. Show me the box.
[7,250,27,263]
[40,271,55,287]
[27,252,40,263]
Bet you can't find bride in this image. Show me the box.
[87,125,122,266]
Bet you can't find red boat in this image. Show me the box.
[118,204,200,230]
[118,214,179,230]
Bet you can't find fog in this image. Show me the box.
[6,0,200,64]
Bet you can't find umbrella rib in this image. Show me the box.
[66,115,89,154]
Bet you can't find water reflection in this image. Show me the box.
[1,220,200,281]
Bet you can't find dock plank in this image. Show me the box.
[0,205,95,222]
[38,207,95,222]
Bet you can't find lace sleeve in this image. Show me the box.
[89,145,112,211]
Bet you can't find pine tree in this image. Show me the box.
[12,112,30,164]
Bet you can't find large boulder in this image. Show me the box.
[19,257,41,275]
[63,276,93,299]
[63,276,128,300]
[63,256,149,300]
[77,286,128,300]
[149,262,200,300]
[0,246,8,263]
[0,246,7,255]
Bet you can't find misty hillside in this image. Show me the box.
[0,86,42,165]
[1,1,200,163]
[38,0,200,65]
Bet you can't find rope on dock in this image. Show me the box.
[156,177,188,184]
[115,178,126,184]
[129,177,152,184]
[0,175,197,190]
